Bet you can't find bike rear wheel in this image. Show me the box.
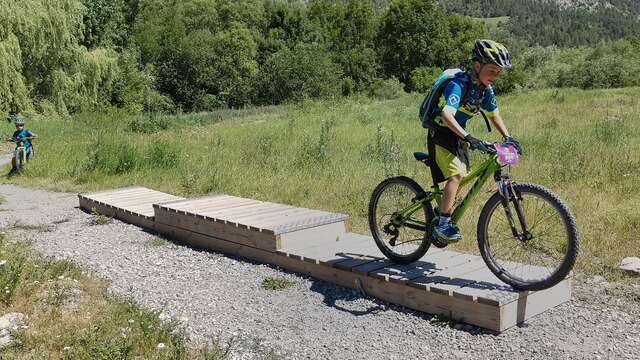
[368,176,433,264]
[477,183,579,291]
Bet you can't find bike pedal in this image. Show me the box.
[431,234,449,248]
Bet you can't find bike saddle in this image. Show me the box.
[413,152,431,165]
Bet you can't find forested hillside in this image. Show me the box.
[1,0,640,118]
[443,0,640,47]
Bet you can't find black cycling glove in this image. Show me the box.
[504,136,522,154]
[464,134,490,153]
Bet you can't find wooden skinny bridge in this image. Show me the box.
[78,186,571,332]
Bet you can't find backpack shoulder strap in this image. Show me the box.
[459,73,493,133]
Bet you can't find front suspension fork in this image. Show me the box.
[495,172,532,241]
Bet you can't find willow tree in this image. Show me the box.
[0,0,119,116]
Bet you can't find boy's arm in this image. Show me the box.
[482,88,510,138]
[441,80,470,139]
[488,112,510,138]
[441,108,469,139]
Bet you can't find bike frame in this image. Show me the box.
[395,155,503,230]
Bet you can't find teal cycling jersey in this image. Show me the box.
[13,129,34,150]
[435,72,499,129]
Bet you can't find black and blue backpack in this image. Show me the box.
[419,68,492,132]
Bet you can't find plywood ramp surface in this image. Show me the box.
[78,186,184,229]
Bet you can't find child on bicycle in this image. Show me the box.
[428,40,521,246]
[7,114,37,175]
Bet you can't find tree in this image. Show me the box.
[257,43,341,104]
[377,0,452,87]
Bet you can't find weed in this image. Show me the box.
[90,208,112,225]
[0,254,25,305]
[429,314,457,328]
[261,277,295,291]
[11,221,51,232]
[147,236,169,248]
[129,113,170,134]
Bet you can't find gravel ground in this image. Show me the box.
[0,183,638,359]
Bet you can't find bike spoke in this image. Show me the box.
[374,182,426,257]
[486,191,569,283]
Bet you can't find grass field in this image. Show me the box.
[2,88,639,280]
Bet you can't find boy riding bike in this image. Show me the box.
[428,40,521,246]
[6,114,37,175]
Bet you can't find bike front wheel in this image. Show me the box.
[477,183,579,291]
[368,176,434,264]
[15,149,25,173]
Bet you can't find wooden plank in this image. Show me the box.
[85,189,158,201]
[156,223,364,289]
[283,231,373,256]
[294,236,383,267]
[407,253,486,292]
[358,274,502,331]
[450,268,519,306]
[79,198,116,216]
[160,195,232,210]
[256,209,347,228]
[279,221,347,250]
[250,208,326,227]
[154,207,279,251]
[190,199,263,214]
[226,207,311,227]
[418,257,489,296]
[78,185,146,197]
[366,249,460,285]
[206,202,292,220]
[105,194,184,208]
[163,196,246,212]
[79,186,146,197]
[498,278,571,331]
[270,213,349,235]
[350,258,395,275]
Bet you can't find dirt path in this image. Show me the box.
[0,183,638,359]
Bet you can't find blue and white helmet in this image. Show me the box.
[12,114,25,126]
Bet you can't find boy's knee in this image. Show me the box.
[448,175,463,183]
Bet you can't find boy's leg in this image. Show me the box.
[441,175,462,216]
[432,144,467,243]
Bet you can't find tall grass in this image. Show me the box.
[3,89,639,279]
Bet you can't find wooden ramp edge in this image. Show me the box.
[78,187,184,229]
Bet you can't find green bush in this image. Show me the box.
[257,43,341,104]
[128,114,170,134]
[86,138,139,174]
[369,77,405,100]
[410,66,441,93]
[147,140,181,168]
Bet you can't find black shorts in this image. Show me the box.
[427,126,470,184]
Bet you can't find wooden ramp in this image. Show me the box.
[153,195,350,252]
[78,187,184,229]
[78,188,571,332]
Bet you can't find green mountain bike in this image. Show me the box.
[5,136,31,174]
[368,142,579,291]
